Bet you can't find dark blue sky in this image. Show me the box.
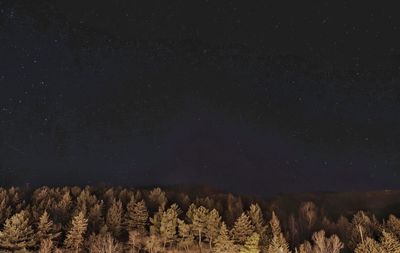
[1,0,400,195]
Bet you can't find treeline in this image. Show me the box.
[0,186,399,253]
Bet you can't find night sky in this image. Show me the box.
[1,0,400,195]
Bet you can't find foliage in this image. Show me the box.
[0,211,35,250]
[0,186,399,253]
[64,211,88,253]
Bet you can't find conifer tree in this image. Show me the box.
[288,214,300,248]
[88,232,122,253]
[36,210,60,243]
[232,212,255,245]
[125,199,149,235]
[159,204,179,249]
[380,230,400,253]
[148,187,167,211]
[213,222,237,253]
[0,210,35,251]
[298,202,318,233]
[298,241,312,253]
[206,208,222,249]
[64,211,88,253]
[354,237,383,253]
[149,207,163,236]
[39,238,53,253]
[307,230,343,253]
[192,206,209,248]
[126,230,142,253]
[177,218,194,251]
[106,199,123,237]
[186,203,197,222]
[55,191,72,224]
[248,204,267,246]
[328,234,344,253]
[267,211,291,253]
[88,201,104,234]
[144,235,162,253]
[386,214,400,239]
[0,196,12,226]
[240,233,260,253]
[348,211,374,250]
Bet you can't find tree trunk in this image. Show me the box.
[199,229,202,252]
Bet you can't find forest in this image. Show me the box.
[0,186,399,253]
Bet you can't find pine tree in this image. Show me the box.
[36,211,60,243]
[248,204,266,236]
[298,202,318,233]
[213,222,237,253]
[126,230,142,253]
[386,214,400,239]
[288,214,300,248]
[88,201,104,234]
[192,206,209,249]
[149,207,163,236]
[106,199,123,237]
[0,210,35,251]
[125,199,149,235]
[148,187,167,211]
[64,211,88,253]
[232,212,255,245]
[186,203,197,222]
[177,218,194,251]
[354,237,383,253]
[298,241,312,253]
[0,195,12,227]
[240,233,260,253]
[248,204,267,247]
[206,208,222,249]
[380,230,400,253]
[349,211,374,250]
[56,191,72,225]
[328,234,344,253]
[144,235,162,253]
[159,204,179,249]
[267,211,291,253]
[88,232,122,253]
[39,238,53,253]
[308,230,343,253]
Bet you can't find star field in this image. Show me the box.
[1,0,400,195]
